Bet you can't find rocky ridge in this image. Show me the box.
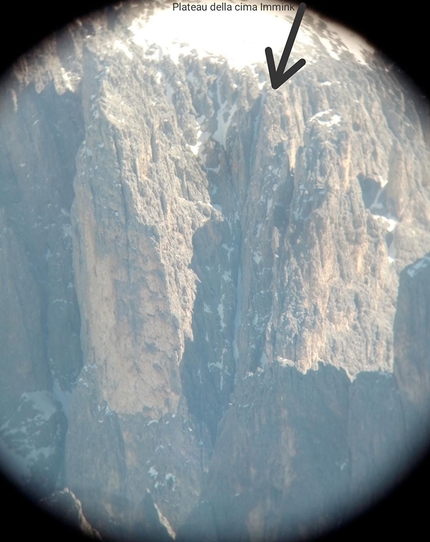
[1,2,430,540]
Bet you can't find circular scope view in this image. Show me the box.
[0,1,429,540]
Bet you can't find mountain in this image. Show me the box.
[40,487,102,539]
[1,1,430,541]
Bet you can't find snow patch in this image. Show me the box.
[147,419,158,426]
[22,391,58,422]
[217,300,226,330]
[113,40,133,59]
[253,252,263,265]
[155,70,163,84]
[371,214,398,232]
[369,185,385,211]
[189,129,210,156]
[378,175,388,188]
[407,254,430,278]
[165,82,174,105]
[222,271,232,282]
[277,357,295,367]
[213,102,237,150]
[320,37,339,60]
[310,110,341,127]
[61,223,72,239]
[388,239,397,264]
[148,466,158,478]
[53,380,71,419]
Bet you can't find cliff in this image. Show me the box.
[0,2,430,540]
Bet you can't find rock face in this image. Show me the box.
[1,2,430,540]
[394,254,430,448]
[41,487,102,540]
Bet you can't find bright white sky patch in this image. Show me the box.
[128,2,373,70]
[129,2,314,69]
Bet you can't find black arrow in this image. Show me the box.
[265,2,307,89]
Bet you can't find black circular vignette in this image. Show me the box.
[0,1,429,541]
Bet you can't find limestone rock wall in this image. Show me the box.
[0,3,430,540]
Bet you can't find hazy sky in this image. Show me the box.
[128,2,373,68]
